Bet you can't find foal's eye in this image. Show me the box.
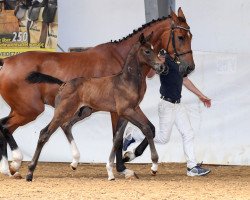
[178,36,185,41]
[144,50,151,55]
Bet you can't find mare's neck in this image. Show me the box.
[114,19,171,60]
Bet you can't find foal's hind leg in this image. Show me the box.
[26,99,82,181]
[106,119,128,181]
[26,122,59,181]
[110,113,135,179]
[61,106,93,170]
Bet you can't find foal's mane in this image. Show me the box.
[111,15,171,44]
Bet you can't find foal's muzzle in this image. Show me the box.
[154,63,167,75]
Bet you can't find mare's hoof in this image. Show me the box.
[151,170,157,176]
[12,172,22,179]
[26,174,33,182]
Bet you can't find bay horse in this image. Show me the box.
[25,33,166,181]
[0,8,194,178]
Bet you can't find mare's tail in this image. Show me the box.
[26,71,64,85]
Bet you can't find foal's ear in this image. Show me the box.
[145,31,154,42]
[178,7,186,21]
[139,33,146,44]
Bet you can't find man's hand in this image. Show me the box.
[199,95,211,108]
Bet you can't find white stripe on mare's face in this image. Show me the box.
[0,156,11,176]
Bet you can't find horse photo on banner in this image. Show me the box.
[0,0,58,58]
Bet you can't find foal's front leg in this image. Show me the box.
[123,107,159,174]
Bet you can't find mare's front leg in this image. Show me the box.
[61,106,93,170]
[123,107,159,174]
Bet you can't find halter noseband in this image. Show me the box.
[165,22,193,63]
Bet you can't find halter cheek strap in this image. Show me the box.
[166,22,193,62]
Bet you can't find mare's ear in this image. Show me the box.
[139,33,146,44]
[170,7,178,22]
[145,31,154,42]
[178,7,186,21]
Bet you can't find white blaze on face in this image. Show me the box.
[151,44,154,50]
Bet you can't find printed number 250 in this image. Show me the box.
[12,32,28,42]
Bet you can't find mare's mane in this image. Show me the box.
[110,15,186,44]
[111,16,170,43]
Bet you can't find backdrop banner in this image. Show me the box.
[0,0,58,58]
[1,51,249,165]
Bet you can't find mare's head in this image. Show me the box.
[136,33,166,74]
[161,8,195,76]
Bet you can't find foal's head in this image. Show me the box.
[136,33,166,74]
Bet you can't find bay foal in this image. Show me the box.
[26,33,166,181]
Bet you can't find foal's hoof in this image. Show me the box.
[12,172,22,179]
[108,177,115,181]
[9,166,17,176]
[151,170,157,176]
[120,169,139,179]
[26,174,33,182]
[70,165,77,171]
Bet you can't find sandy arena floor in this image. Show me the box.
[0,162,249,200]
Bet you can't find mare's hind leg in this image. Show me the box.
[61,106,93,170]
[0,106,44,176]
[0,130,10,176]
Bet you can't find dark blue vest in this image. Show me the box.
[159,55,185,101]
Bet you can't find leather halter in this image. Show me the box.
[166,22,193,63]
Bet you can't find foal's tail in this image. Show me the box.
[26,71,64,85]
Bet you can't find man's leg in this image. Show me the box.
[175,104,210,176]
[156,99,176,144]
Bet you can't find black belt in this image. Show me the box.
[161,96,181,104]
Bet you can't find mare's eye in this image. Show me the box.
[144,50,151,55]
[178,36,184,41]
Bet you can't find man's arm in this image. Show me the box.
[183,77,211,107]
